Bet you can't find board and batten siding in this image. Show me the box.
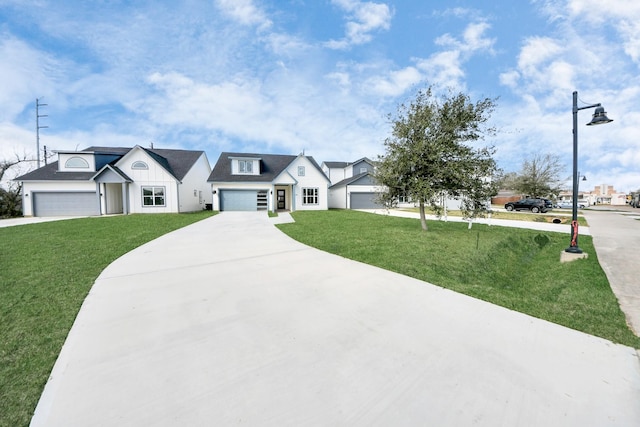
[289,156,329,211]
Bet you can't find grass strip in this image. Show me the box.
[0,211,214,427]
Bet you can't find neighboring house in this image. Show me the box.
[16,145,211,217]
[208,152,329,211]
[322,158,385,209]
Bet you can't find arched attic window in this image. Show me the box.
[131,161,148,170]
[65,156,89,168]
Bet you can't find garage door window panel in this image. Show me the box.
[303,188,318,205]
[143,186,165,207]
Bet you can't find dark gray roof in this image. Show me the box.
[323,161,350,168]
[16,146,205,182]
[354,157,375,165]
[208,152,325,183]
[324,158,376,169]
[15,161,95,181]
[92,165,133,182]
[329,172,373,188]
[83,146,132,155]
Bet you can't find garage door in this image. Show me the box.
[33,192,99,217]
[350,192,384,209]
[220,190,258,211]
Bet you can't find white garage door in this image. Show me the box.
[220,190,258,211]
[33,192,99,217]
[350,192,384,209]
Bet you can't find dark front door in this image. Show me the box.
[277,189,286,210]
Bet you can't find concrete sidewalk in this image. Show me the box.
[0,216,82,228]
[31,212,640,426]
[362,208,591,235]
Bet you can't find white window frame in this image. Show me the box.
[302,188,319,205]
[298,166,305,176]
[132,161,148,170]
[142,186,166,207]
[239,160,253,174]
[65,157,90,169]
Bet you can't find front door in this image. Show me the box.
[277,189,286,210]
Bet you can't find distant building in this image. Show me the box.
[558,184,627,206]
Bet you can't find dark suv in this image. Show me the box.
[539,198,553,210]
[504,198,548,213]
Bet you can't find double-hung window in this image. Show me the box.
[142,186,165,207]
[239,160,253,173]
[302,188,318,205]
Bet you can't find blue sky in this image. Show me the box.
[1,0,639,192]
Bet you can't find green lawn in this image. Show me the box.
[278,210,640,349]
[0,211,215,427]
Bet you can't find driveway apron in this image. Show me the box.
[582,208,640,335]
[31,212,640,426]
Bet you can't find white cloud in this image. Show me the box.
[416,51,465,90]
[516,37,563,78]
[499,70,520,89]
[366,66,422,97]
[0,35,60,121]
[363,19,495,95]
[538,0,640,65]
[326,0,393,49]
[264,32,311,56]
[143,70,387,161]
[214,0,272,30]
[434,21,495,55]
[619,20,640,63]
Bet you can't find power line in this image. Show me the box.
[36,98,48,168]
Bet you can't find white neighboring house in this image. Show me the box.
[16,145,211,217]
[322,157,490,211]
[208,152,330,212]
[322,158,386,209]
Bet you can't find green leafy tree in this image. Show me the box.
[376,86,499,230]
[511,153,565,198]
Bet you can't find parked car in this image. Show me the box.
[555,201,573,209]
[504,198,548,213]
[555,201,586,209]
[539,198,554,210]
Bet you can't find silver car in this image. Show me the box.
[556,201,586,209]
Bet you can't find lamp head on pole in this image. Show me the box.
[586,106,613,126]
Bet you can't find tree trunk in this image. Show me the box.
[419,200,428,231]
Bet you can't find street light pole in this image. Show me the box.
[565,91,613,254]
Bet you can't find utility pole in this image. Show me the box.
[36,98,48,168]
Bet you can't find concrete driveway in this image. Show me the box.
[31,212,640,426]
